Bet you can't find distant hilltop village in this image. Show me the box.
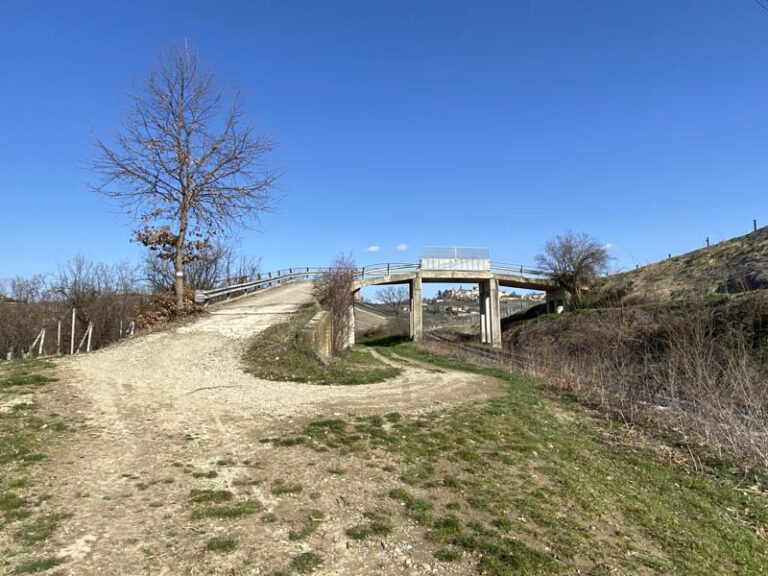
[433,287,545,302]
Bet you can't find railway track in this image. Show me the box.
[425,330,532,370]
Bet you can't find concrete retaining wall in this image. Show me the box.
[298,310,332,362]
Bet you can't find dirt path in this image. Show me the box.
[43,281,503,575]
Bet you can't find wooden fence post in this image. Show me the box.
[70,308,76,356]
[57,321,61,355]
[76,322,93,354]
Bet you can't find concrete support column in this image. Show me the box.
[479,279,501,348]
[348,290,359,348]
[409,275,423,342]
[479,281,488,343]
[545,287,568,314]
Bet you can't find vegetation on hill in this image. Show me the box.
[590,226,768,308]
[503,227,768,470]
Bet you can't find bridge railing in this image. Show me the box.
[194,267,330,303]
[489,261,550,278]
[355,262,551,281]
[355,263,419,280]
[194,261,552,304]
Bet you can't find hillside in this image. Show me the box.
[590,226,768,307]
[502,226,768,469]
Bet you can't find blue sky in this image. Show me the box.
[1,1,767,289]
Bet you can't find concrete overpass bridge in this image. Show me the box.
[352,261,561,348]
[195,248,566,349]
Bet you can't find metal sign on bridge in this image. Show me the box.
[419,246,490,272]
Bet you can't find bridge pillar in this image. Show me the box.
[409,275,423,342]
[479,279,501,348]
[545,287,568,314]
[348,289,359,348]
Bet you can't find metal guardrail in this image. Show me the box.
[356,262,550,280]
[194,267,328,303]
[490,261,550,278]
[194,261,550,304]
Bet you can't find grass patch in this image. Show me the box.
[345,510,393,540]
[13,557,62,574]
[290,551,322,573]
[427,514,463,543]
[288,511,323,541]
[244,305,401,385]
[269,337,768,575]
[271,479,303,495]
[0,491,29,520]
[389,487,434,524]
[190,500,261,520]
[433,547,461,562]
[188,489,232,504]
[205,537,236,552]
[14,513,72,545]
[191,470,217,479]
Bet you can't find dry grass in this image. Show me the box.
[503,293,768,469]
[591,226,768,307]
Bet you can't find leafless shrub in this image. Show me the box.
[0,257,153,356]
[505,295,768,468]
[142,241,260,293]
[314,254,356,357]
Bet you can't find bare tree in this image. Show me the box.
[536,230,610,309]
[7,274,48,303]
[314,254,356,357]
[376,285,409,318]
[92,44,280,308]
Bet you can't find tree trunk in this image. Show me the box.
[174,209,189,310]
[174,247,184,309]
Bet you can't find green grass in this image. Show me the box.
[345,510,393,540]
[12,557,63,574]
[290,551,322,573]
[188,489,232,504]
[14,513,72,545]
[243,305,401,385]
[271,479,303,495]
[389,487,434,525]
[190,470,217,479]
[1,360,71,561]
[205,537,236,552]
[190,499,261,520]
[267,337,768,576]
[288,511,323,541]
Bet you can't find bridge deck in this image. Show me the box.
[353,270,556,292]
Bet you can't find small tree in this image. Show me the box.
[314,255,356,357]
[376,286,409,319]
[92,44,279,309]
[536,230,610,309]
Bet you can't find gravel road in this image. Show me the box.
[40,280,503,575]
